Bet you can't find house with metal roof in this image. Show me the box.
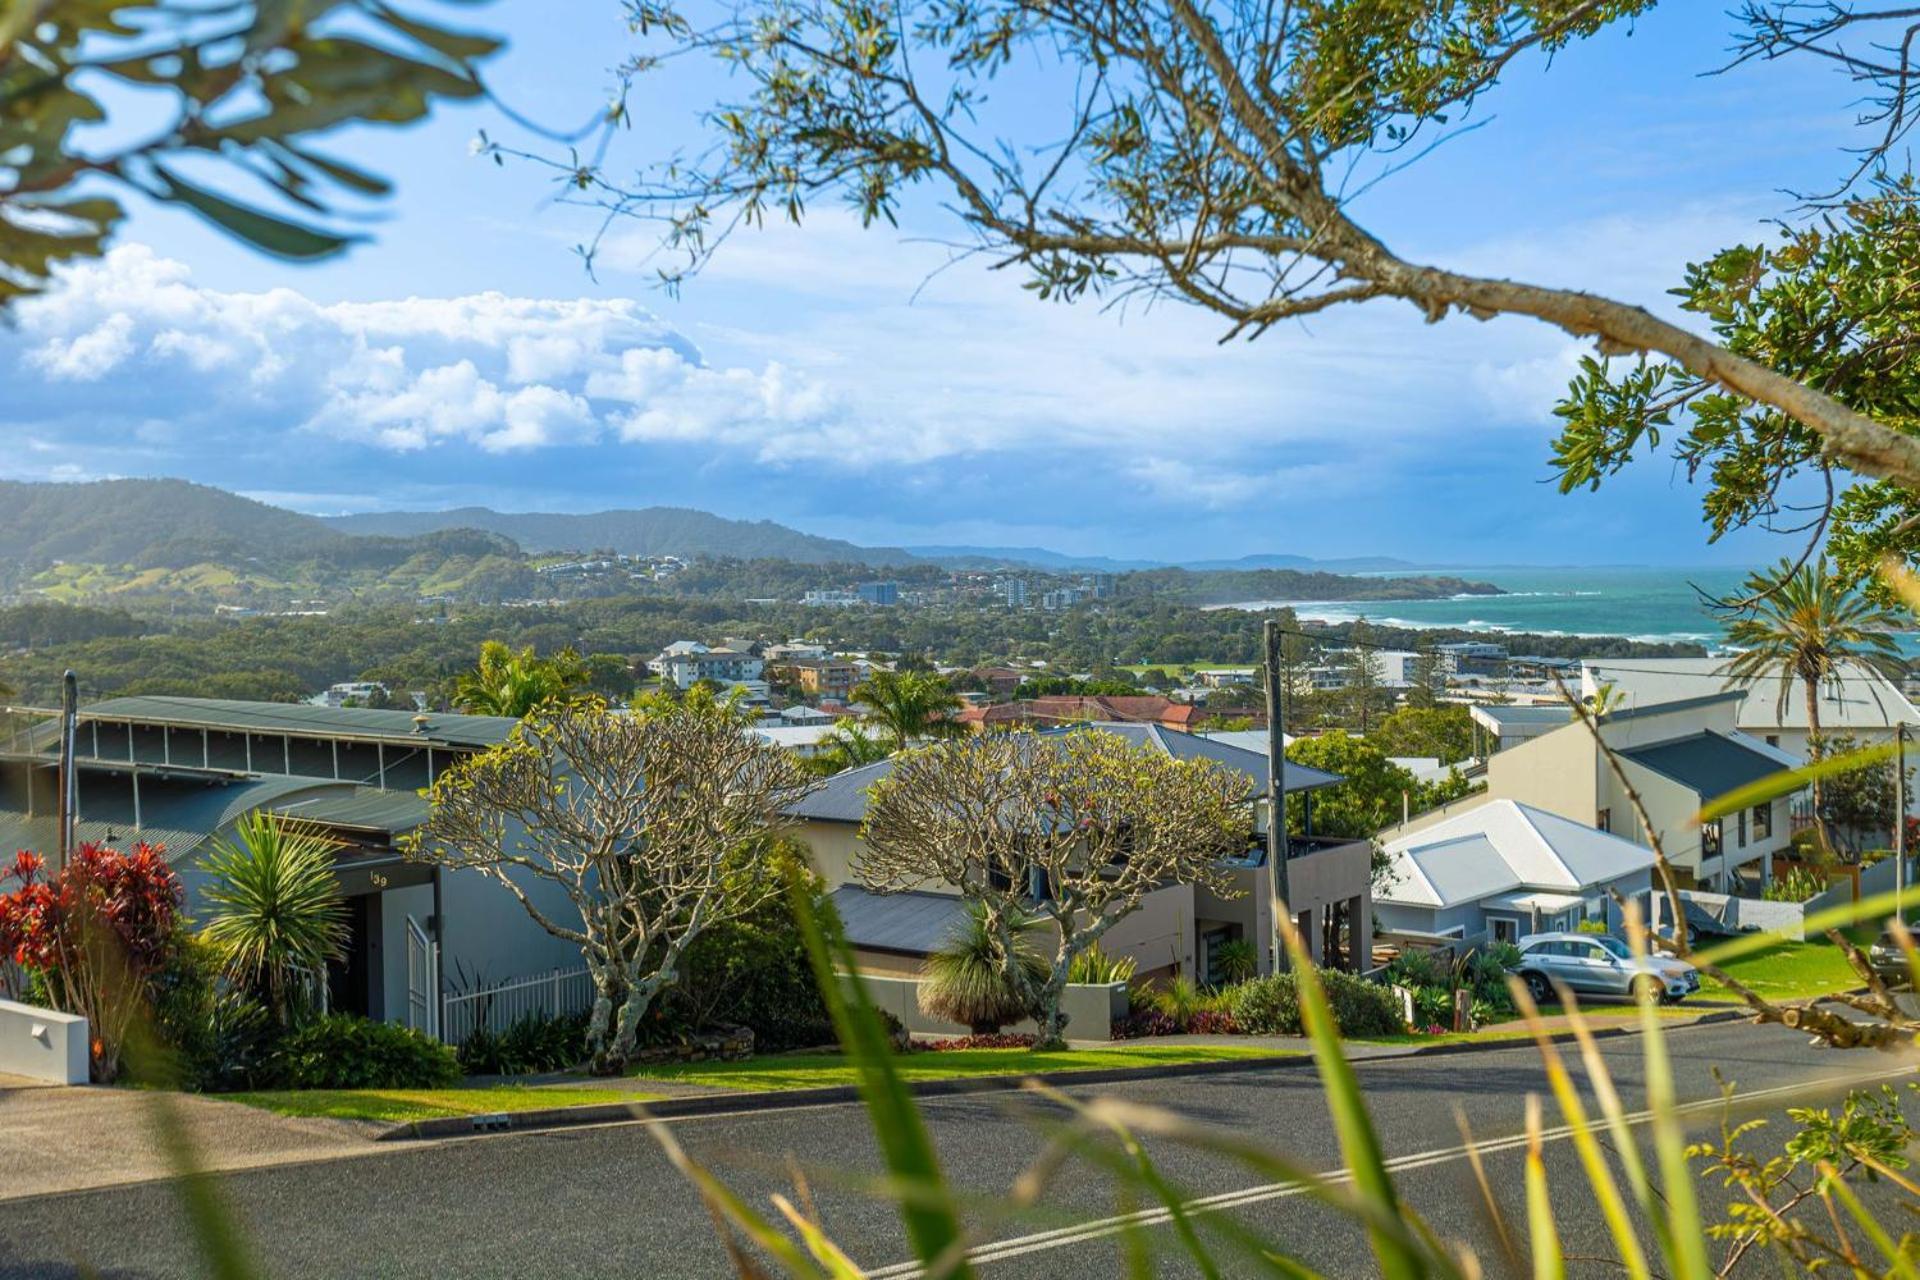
[0,696,579,1035]
[790,722,1377,983]
[1378,690,1798,893]
[1376,800,1657,950]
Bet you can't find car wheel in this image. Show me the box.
[1632,975,1662,1005]
[1523,971,1552,1004]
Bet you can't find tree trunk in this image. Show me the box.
[1807,678,1829,857]
[1032,959,1073,1051]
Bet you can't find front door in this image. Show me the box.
[1487,915,1521,946]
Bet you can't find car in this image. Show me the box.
[1510,931,1700,1005]
[1866,931,1914,988]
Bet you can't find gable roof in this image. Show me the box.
[783,721,1343,823]
[1379,799,1655,909]
[1620,730,1795,800]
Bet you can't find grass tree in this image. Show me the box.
[918,902,1047,1035]
[1722,558,1906,847]
[860,728,1251,1049]
[198,812,348,1028]
[406,691,815,1074]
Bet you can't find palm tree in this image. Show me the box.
[1722,558,1907,846]
[853,669,965,750]
[198,812,348,1026]
[451,641,588,717]
[803,722,892,776]
[918,902,1047,1034]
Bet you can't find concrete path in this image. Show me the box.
[0,1080,376,1201]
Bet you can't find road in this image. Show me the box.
[0,1020,1912,1279]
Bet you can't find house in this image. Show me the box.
[786,657,859,700]
[784,723,1373,983]
[1194,669,1256,689]
[1468,703,1570,754]
[1375,800,1657,950]
[0,696,581,1035]
[772,703,836,727]
[1435,642,1507,675]
[1382,690,1797,892]
[856,581,900,606]
[752,723,845,757]
[1581,656,1920,763]
[953,695,1251,734]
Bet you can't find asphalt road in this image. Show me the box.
[0,1020,1913,1279]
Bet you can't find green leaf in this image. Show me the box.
[151,165,354,260]
[375,8,503,63]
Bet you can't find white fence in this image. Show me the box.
[441,967,593,1046]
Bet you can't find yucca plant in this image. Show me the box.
[1067,944,1137,985]
[198,812,347,1028]
[918,902,1047,1034]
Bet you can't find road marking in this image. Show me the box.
[862,1065,1916,1277]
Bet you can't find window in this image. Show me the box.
[1702,819,1723,858]
[1765,734,1780,747]
[1488,915,1520,944]
[1593,936,1630,959]
[1596,808,1611,833]
[1737,808,1747,848]
[1752,802,1773,840]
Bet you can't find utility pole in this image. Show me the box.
[1264,620,1289,972]
[1897,722,1908,921]
[57,670,77,871]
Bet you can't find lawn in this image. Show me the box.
[630,1043,1294,1091]
[1692,939,1862,1005]
[228,1084,656,1125]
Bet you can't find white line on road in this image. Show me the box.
[862,1064,1916,1277]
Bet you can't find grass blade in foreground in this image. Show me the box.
[789,879,973,1278]
[1523,1095,1564,1280]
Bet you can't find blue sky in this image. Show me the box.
[0,4,1871,566]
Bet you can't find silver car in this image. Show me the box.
[1511,932,1700,1004]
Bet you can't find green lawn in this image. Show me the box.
[1693,940,1861,1005]
[228,1084,656,1125]
[630,1043,1294,1091]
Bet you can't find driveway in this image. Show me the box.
[0,1077,376,1201]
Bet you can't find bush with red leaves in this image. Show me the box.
[0,843,183,1081]
[916,1033,1038,1051]
[1109,1010,1181,1040]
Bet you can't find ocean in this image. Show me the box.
[1215,566,1763,649]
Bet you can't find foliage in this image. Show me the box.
[1369,705,1475,766]
[1285,732,1475,837]
[916,1033,1036,1052]
[197,812,347,1027]
[1067,944,1137,985]
[1152,977,1207,1026]
[800,722,891,777]
[852,668,965,749]
[1209,938,1258,985]
[451,641,591,717]
[860,726,1252,1048]
[918,903,1046,1034]
[262,1014,460,1090]
[1814,733,1910,855]
[455,1012,590,1077]
[1228,970,1404,1037]
[1555,179,1920,584]
[1764,865,1829,903]
[151,932,273,1093]
[407,690,815,1073]
[0,3,497,308]
[1013,675,1141,699]
[0,843,182,1080]
[1384,949,1446,990]
[664,853,835,1053]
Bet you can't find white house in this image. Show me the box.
[1376,800,1657,949]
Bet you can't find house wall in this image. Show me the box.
[1101,883,1196,980]
[1485,722,1600,827]
[797,819,863,887]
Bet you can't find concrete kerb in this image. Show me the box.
[378,1009,1748,1142]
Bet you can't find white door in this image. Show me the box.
[405,915,440,1038]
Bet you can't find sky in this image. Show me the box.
[0,4,1877,567]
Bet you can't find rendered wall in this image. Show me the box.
[0,999,87,1085]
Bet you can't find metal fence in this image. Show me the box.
[440,966,593,1046]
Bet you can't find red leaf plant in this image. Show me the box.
[0,843,183,1081]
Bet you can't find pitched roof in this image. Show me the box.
[784,721,1341,823]
[0,772,353,866]
[1620,730,1796,800]
[1379,799,1655,909]
[831,886,969,956]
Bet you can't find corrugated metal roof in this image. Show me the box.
[1379,799,1656,909]
[1621,731,1789,800]
[1583,658,1920,732]
[0,774,349,866]
[272,787,431,835]
[832,886,968,956]
[78,696,520,750]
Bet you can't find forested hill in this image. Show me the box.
[1125,567,1501,605]
[0,479,336,568]
[322,505,920,567]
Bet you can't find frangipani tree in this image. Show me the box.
[858,728,1252,1048]
[406,691,815,1073]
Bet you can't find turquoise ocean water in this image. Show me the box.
[1218,566,1766,649]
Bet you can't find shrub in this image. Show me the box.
[0,843,184,1082]
[151,932,272,1092]
[1110,1009,1180,1039]
[665,868,836,1051]
[457,1012,589,1076]
[263,1014,460,1089]
[1210,939,1257,985]
[917,902,1046,1034]
[1068,945,1137,985]
[918,1033,1036,1051]
[1153,977,1206,1027]
[1766,865,1828,902]
[1384,949,1445,989]
[1576,917,1611,934]
[1230,971,1404,1037]
[1187,1009,1239,1035]
[1229,974,1302,1035]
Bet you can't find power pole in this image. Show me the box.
[1264,620,1289,971]
[1898,722,1908,921]
[57,670,77,871]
